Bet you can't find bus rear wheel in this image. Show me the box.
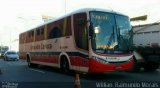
[60,57,70,74]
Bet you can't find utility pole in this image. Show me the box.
[65,0,66,14]
[10,27,11,51]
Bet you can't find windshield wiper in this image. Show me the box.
[104,26,116,53]
[119,35,130,51]
[106,32,114,47]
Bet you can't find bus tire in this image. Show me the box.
[143,62,159,72]
[131,57,141,72]
[60,56,70,74]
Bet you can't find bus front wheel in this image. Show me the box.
[60,57,70,74]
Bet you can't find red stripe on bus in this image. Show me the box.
[88,58,134,73]
[31,56,59,63]
[70,56,89,67]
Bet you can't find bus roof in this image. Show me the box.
[71,8,125,16]
[21,8,127,34]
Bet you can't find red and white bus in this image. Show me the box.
[19,8,134,73]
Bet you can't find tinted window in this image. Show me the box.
[41,27,44,35]
[63,16,72,36]
[74,13,88,50]
[49,27,62,39]
[36,29,40,35]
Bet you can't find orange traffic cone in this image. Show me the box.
[74,74,81,88]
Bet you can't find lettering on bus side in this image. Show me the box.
[30,43,52,50]
[60,46,68,49]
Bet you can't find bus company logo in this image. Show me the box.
[30,43,52,50]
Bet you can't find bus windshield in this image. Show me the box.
[90,11,132,54]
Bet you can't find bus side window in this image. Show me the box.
[35,27,45,41]
[63,16,72,36]
[41,27,44,35]
[36,29,40,36]
[26,30,34,43]
[48,27,62,39]
[74,13,88,51]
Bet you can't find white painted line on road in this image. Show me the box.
[29,68,45,74]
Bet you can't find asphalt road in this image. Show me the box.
[0,59,160,88]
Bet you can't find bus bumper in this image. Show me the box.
[88,58,134,73]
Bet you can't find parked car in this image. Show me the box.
[4,51,19,61]
[0,51,5,58]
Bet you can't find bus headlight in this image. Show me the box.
[93,56,108,64]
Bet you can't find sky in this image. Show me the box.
[0,0,160,51]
